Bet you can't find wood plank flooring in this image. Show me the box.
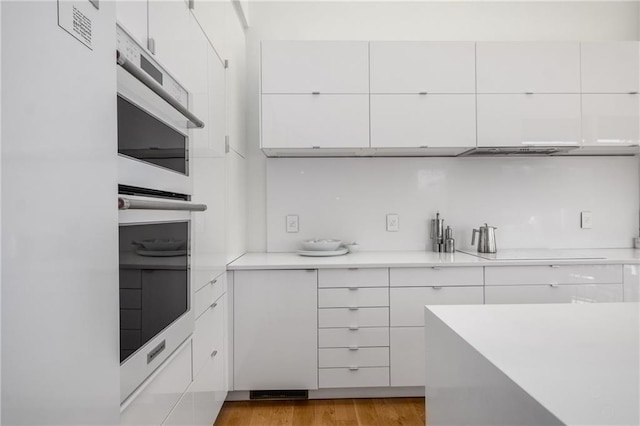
[214,398,426,426]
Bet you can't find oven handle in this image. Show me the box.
[116,51,205,129]
[119,197,207,212]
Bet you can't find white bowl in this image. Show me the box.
[345,243,361,253]
[301,239,342,251]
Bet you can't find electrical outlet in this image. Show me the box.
[581,211,593,229]
[386,214,399,232]
[286,215,299,233]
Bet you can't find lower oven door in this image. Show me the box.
[119,205,194,404]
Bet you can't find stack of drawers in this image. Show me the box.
[317,268,390,388]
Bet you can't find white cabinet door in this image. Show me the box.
[624,265,640,302]
[390,267,483,287]
[390,327,424,387]
[234,270,318,390]
[581,42,639,93]
[318,268,389,288]
[484,264,623,286]
[116,0,148,48]
[477,94,581,147]
[261,41,369,94]
[370,41,475,94]
[205,48,227,158]
[261,94,369,148]
[485,284,623,304]
[370,94,476,148]
[190,0,228,61]
[319,288,389,308]
[582,94,639,146]
[476,42,580,93]
[390,287,484,327]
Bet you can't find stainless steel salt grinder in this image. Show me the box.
[444,226,455,253]
[430,212,445,252]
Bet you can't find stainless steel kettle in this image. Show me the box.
[471,224,497,253]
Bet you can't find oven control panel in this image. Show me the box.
[116,24,189,109]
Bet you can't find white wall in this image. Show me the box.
[246,1,640,252]
[267,157,639,251]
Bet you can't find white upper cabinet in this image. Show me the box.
[261,41,369,94]
[582,94,639,146]
[369,41,476,94]
[116,1,148,47]
[262,94,369,148]
[581,42,639,93]
[476,42,581,93]
[477,94,581,147]
[370,94,475,148]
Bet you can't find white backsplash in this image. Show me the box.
[266,156,639,252]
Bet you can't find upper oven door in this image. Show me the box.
[116,24,200,195]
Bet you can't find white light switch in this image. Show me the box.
[286,215,299,233]
[581,211,593,229]
[386,214,399,232]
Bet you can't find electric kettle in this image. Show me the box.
[471,224,497,253]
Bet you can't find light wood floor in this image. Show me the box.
[214,397,426,426]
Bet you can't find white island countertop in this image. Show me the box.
[424,303,640,426]
[228,248,640,270]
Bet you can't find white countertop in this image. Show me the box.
[227,248,640,270]
[425,303,640,425]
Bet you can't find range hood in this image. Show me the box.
[459,146,578,157]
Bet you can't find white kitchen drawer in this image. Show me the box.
[261,94,369,149]
[319,367,389,389]
[318,268,389,288]
[476,42,580,93]
[390,267,483,287]
[194,274,224,320]
[261,41,369,94]
[121,340,192,426]
[319,307,389,328]
[580,41,639,93]
[319,327,389,348]
[484,283,623,304]
[476,94,581,147]
[369,41,476,94]
[390,287,484,327]
[390,327,424,387]
[484,264,623,286]
[319,347,389,368]
[193,294,225,378]
[318,287,389,308]
[581,94,639,146]
[370,94,476,148]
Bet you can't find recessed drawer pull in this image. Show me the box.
[418,91,428,95]
[525,91,534,95]
[629,91,638,95]
[432,286,443,290]
[210,302,218,309]
[349,326,359,330]
[549,284,560,288]
[349,366,359,371]
[431,267,441,270]
[211,350,218,358]
[348,345,359,350]
[211,278,218,285]
[348,268,359,271]
[348,306,359,311]
[348,287,359,291]
[550,265,561,268]
[312,91,320,95]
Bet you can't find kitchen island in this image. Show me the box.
[424,303,640,425]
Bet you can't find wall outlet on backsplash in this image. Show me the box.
[286,215,299,233]
[387,214,399,232]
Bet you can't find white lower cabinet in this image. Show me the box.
[121,340,193,426]
[319,348,389,368]
[234,270,318,390]
[319,328,389,348]
[319,367,390,388]
[624,265,640,302]
[390,287,484,327]
[390,327,424,387]
[485,283,623,304]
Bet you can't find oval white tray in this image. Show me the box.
[296,248,349,257]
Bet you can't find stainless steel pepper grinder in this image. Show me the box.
[444,226,455,253]
[430,212,445,252]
